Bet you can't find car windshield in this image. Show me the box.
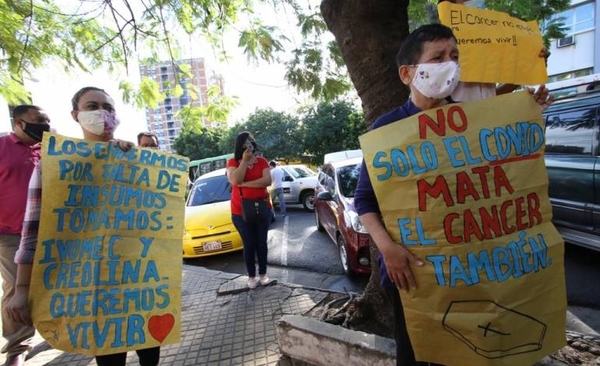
[187,175,232,206]
[287,166,316,178]
[337,163,361,197]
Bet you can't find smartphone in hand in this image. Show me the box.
[244,139,257,153]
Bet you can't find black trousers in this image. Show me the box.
[384,286,441,366]
[95,347,160,366]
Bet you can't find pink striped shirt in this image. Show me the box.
[15,162,42,264]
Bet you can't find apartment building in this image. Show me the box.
[546,0,599,83]
[139,58,210,152]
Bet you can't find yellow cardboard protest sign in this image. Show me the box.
[359,92,566,366]
[30,134,188,356]
[438,2,547,85]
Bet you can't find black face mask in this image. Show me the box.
[21,120,50,142]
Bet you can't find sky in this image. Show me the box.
[0,1,314,144]
[0,54,301,144]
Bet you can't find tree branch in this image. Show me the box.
[16,0,34,78]
[106,0,130,70]
[122,0,138,49]
[158,4,180,85]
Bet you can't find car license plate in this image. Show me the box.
[203,241,222,252]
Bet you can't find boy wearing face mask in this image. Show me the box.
[354,24,553,366]
[0,105,50,366]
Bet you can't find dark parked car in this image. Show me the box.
[314,157,371,275]
[543,87,600,251]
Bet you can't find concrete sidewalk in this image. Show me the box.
[0,265,330,366]
[2,265,599,366]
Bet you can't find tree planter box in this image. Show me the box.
[276,315,396,366]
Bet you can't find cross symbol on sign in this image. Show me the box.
[478,322,511,337]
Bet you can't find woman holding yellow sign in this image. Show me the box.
[7,87,161,366]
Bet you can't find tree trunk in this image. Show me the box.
[320,0,412,335]
[320,0,411,125]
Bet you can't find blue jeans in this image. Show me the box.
[270,187,286,215]
[232,214,270,277]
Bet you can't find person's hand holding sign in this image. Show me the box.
[528,84,554,111]
[6,281,33,326]
[360,213,424,292]
[111,139,135,151]
[381,240,425,292]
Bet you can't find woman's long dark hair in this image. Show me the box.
[234,131,252,161]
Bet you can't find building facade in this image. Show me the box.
[546,0,599,82]
[139,58,209,152]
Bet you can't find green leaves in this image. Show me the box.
[172,125,226,160]
[285,42,351,101]
[231,108,302,161]
[0,0,123,103]
[238,22,287,63]
[172,99,366,165]
[0,0,358,112]
[300,100,366,164]
[120,78,165,109]
[298,12,328,37]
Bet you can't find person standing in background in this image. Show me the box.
[0,105,50,366]
[269,160,286,217]
[137,132,159,149]
[226,132,272,289]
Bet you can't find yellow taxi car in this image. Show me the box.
[183,168,243,258]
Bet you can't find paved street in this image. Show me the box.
[185,205,369,294]
[192,206,600,334]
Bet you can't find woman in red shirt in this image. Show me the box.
[226,132,272,289]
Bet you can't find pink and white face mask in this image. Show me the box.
[77,110,120,136]
[411,61,460,99]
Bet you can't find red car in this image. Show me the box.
[314,157,371,276]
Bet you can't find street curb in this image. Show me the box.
[276,314,600,366]
[276,314,395,366]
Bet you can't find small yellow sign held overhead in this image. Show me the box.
[438,2,547,85]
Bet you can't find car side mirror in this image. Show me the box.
[283,176,294,182]
[317,191,333,201]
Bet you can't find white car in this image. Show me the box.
[323,149,363,164]
[276,164,318,211]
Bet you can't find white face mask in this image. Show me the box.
[411,61,460,99]
[77,110,120,136]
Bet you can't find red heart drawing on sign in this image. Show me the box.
[148,314,175,343]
